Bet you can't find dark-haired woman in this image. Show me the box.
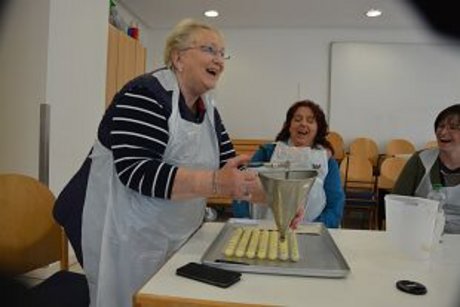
[232,100,345,228]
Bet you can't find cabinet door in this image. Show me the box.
[116,33,137,90]
[105,24,147,108]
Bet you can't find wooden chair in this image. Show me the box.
[424,140,438,149]
[378,157,407,191]
[326,131,345,162]
[231,139,270,157]
[377,157,408,230]
[348,137,380,171]
[0,173,89,306]
[385,138,415,157]
[340,155,379,230]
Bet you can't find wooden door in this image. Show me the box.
[105,24,147,108]
[116,33,137,90]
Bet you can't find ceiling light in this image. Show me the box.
[366,9,382,17]
[204,10,219,18]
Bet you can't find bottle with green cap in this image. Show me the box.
[428,183,446,243]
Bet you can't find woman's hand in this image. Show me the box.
[289,206,305,230]
[216,155,260,201]
[172,155,258,200]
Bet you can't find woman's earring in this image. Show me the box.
[174,63,183,72]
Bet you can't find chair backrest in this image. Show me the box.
[340,155,380,230]
[232,139,271,158]
[326,131,345,161]
[349,137,380,167]
[0,174,68,276]
[339,155,375,190]
[385,138,415,156]
[378,157,407,190]
[424,140,438,149]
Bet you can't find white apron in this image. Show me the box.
[415,148,460,234]
[81,73,219,307]
[251,141,328,222]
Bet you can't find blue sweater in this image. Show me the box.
[232,143,345,228]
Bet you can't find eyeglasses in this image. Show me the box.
[436,123,460,132]
[182,45,230,60]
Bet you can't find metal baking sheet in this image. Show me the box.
[201,219,350,278]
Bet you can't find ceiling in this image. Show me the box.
[118,0,426,31]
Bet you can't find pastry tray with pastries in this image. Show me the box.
[201,219,350,278]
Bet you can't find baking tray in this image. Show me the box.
[201,219,350,278]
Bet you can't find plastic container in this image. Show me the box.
[427,183,446,211]
[427,183,446,242]
[128,21,139,40]
[385,194,439,260]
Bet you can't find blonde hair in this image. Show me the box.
[163,18,223,69]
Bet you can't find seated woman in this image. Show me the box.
[393,104,460,234]
[232,100,345,228]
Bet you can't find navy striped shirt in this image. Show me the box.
[98,69,235,199]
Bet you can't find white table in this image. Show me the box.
[134,222,460,307]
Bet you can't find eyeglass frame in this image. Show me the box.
[436,123,460,132]
[180,45,231,60]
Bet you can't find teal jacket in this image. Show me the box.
[232,143,345,228]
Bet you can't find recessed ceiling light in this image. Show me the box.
[204,10,219,18]
[366,9,382,17]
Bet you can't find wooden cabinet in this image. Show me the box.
[105,24,146,107]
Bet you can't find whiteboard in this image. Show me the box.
[329,42,460,151]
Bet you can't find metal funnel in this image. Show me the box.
[259,170,317,240]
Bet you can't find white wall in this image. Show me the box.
[47,0,108,194]
[330,42,460,149]
[142,25,457,148]
[0,0,108,195]
[0,0,50,177]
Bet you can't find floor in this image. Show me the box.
[341,210,373,230]
[16,206,227,288]
[17,257,83,288]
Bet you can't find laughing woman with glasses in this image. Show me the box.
[53,19,263,307]
[393,104,460,233]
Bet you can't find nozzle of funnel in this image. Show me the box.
[258,170,317,240]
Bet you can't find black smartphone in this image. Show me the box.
[176,262,242,288]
